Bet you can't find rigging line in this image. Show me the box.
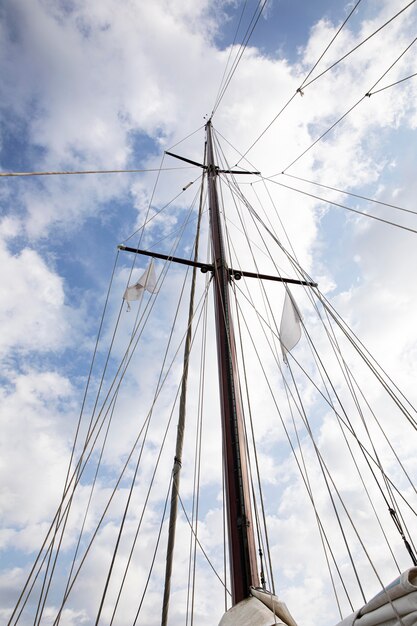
[221,175,310,300]
[214,127,261,177]
[369,71,417,95]
[58,391,119,625]
[281,353,345,617]
[189,324,205,626]
[148,206,208,252]
[319,296,417,442]
[297,269,415,536]
[121,151,167,318]
[11,541,55,625]
[299,307,406,571]
[253,178,303,271]
[178,493,233,596]
[222,457,228,611]
[320,324,416,573]
[299,0,364,90]
[312,287,417,429]
[161,153,206,626]
[44,225,201,619]
[94,275,192,623]
[189,255,213,626]
[265,177,417,235]
[234,283,417,519]
[240,184,417,427]
[185,257,210,626]
[223,211,290,276]
[128,184,201,339]
[109,286,212,626]
[236,91,298,167]
[232,280,276,594]
[12,286,162,624]
[319,333,405,573]
[94,214,205,622]
[287,361,367,602]
[284,369,406,619]
[283,173,417,216]
[0,166,193,177]
[222,186,369,602]
[110,256,208,624]
[283,95,366,174]
[52,283,213,625]
[206,157,262,599]
[248,175,407,568]
[165,124,205,151]
[131,476,173,625]
[18,386,151,624]
[10,252,122,624]
[302,0,417,90]
[113,280,208,626]
[120,172,204,244]
[211,0,268,117]
[36,253,126,624]
[328,328,417,498]
[318,303,417,519]
[233,0,366,166]
[276,29,417,175]
[267,299,407,617]
[211,0,249,115]
[233,291,355,610]
[365,33,417,95]
[221,184,348,579]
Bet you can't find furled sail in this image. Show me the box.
[218,588,298,626]
[335,568,417,626]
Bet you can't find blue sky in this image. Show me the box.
[1,1,417,625]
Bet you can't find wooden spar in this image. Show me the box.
[206,120,259,604]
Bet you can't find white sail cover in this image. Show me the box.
[335,567,417,626]
[280,289,302,364]
[123,260,158,302]
[218,588,298,626]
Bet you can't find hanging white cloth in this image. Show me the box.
[279,289,302,364]
[123,259,158,303]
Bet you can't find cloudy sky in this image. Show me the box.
[1,1,417,625]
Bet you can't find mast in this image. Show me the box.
[206,120,259,604]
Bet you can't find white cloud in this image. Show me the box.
[0,230,72,356]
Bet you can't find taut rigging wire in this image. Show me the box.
[275,31,417,175]
[301,0,417,91]
[11,171,205,624]
[235,0,364,165]
[52,279,213,625]
[211,0,249,115]
[231,172,417,561]
[211,0,269,117]
[0,166,193,177]
[263,177,417,235]
[232,289,355,610]
[299,0,364,91]
[161,151,206,626]
[215,139,362,605]
[234,281,417,521]
[368,71,417,95]
[282,173,417,217]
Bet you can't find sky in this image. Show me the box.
[1,1,417,625]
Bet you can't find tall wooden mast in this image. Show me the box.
[206,120,259,604]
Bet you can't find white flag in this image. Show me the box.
[123,260,158,303]
[280,289,302,364]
